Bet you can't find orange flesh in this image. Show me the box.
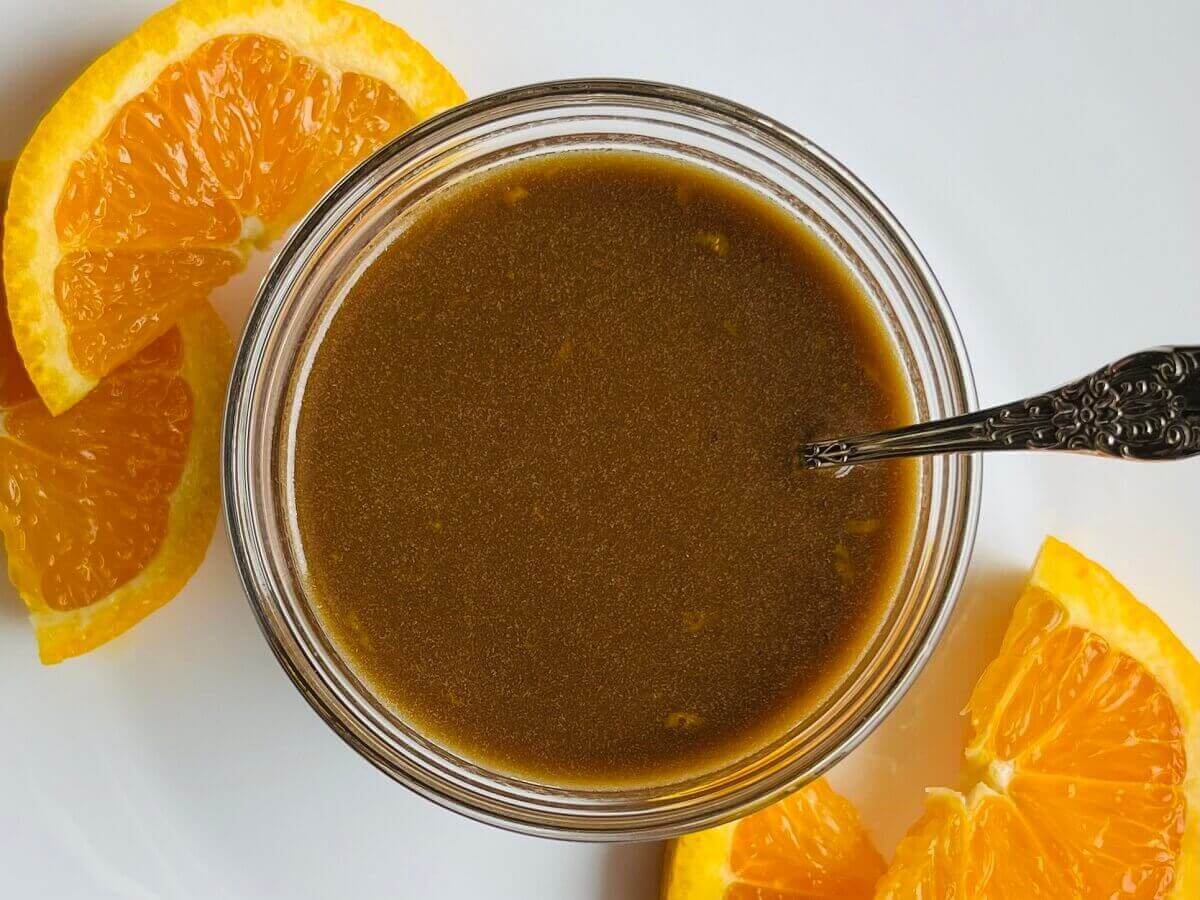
[53,33,415,377]
[878,592,1188,899]
[0,300,192,611]
[725,779,885,899]
[54,248,240,374]
[970,597,1186,897]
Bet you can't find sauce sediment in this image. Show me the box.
[291,151,916,787]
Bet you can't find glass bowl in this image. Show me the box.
[223,79,981,840]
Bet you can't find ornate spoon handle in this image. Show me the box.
[802,346,1200,469]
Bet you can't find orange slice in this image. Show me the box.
[0,162,232,663]
[5,0,464,413]
[662,778,885,899]
[875,538,1200,899]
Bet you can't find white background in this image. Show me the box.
[1,1,1198,897]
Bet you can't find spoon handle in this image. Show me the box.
[802,346,1200,469]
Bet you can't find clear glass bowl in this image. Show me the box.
[223,79,981,840]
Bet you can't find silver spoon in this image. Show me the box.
[801,346,1200,469]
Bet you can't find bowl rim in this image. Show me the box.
[223,77,982,840]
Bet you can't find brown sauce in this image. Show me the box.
[290,151,916,787]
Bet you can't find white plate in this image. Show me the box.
[0,1,1197,896]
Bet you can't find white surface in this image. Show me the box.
[1,1,1198,897]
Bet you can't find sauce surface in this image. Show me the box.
[291,151,916,786]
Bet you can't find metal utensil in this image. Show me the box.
[802,346,1200,469]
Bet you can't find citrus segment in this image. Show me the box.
[0,300,230,662]
[146,33,337,226]
[663,778,885,900]
[1011,774,1184,897]
[958,787,1066,898]
[321,71,419,176]
[966,595,1187,786]
[56,104,242,250]
[6,0,464,412]
[874,789,966,899]
[55,247,240,377]
[875,538,1199,899]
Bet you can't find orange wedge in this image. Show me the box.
[5,0,464,413]
[0,162,232,663]
[875,538,1200,899]
[662,778,885,899]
